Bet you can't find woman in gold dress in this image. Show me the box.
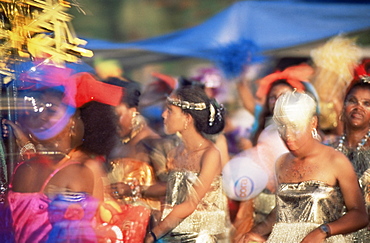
[105,78,175,226]
[144,86,230,243]
[239,91,368,243]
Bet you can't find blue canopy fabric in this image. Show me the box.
[85,0,370,77]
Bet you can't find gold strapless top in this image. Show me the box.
[276,180,345,224]
[267,180,349,243]
[162,171,229,235]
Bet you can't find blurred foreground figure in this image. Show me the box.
[145,86,230,243]
[239,91,368,243]
[5,64,123,243]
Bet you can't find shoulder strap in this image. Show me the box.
[8,161,26,189]
[39,159,80,193]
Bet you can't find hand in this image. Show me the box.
[300,228,326,243]
[109,182,132,199]
[2,119,30,147]
[237,232,266,243]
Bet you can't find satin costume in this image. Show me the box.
[267,180,349,243]
[108,158,160,210]
[7,159,99,243]
[47,192,99,243]
[108,136,176,210]
[160,171,230,243]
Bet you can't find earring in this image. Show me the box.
[311,128,320,141]
[131,112,140,128]
[339,112,343,122]
[184,120,188,130]
[69,121,76,137]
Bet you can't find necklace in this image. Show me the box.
[183,140,205,156]
[37,151,71,159]
[336,130,370,152]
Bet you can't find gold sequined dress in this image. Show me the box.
[160,171,230,243]
[340,148,370,243]
[267,180,349,243]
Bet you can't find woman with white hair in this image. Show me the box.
[239,91,368,243]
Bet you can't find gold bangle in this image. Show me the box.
[20,141,36,157]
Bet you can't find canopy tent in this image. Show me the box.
[84,0,370,77]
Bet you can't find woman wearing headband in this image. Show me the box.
[239,91,367,243]
[334,62,370,242]
[144,86,230,242]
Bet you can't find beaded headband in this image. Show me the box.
[167,97,223,126]
[167,97,206,110]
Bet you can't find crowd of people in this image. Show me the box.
[1,52,370,243]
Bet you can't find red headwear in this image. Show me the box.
[151,72,176,90]
[18,62,124,140]
[345,59,370,94]
[352,59,370,81]
[19,63,123,108]
[256,63,314,99]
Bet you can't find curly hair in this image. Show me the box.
[78,101,119,157]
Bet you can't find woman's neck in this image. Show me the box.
[345,126,370,148]
[291,138,320,159]
[181,130,207,151]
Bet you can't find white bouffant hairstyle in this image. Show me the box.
[273,91,316,130]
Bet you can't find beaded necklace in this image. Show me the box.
[336,130,370,152]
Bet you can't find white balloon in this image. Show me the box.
[222,153,268,201]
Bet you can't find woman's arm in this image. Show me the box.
[145,146,222,242]
[302,152,368,242]
[237,207,276,243]
[327,153,368,233]
[236,81,256,114]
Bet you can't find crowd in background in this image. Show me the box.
[1,36,370,243]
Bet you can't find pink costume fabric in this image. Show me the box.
[7,160,80,243]
[47,192,99,243]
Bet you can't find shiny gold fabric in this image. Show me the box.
[340,148,370,243]
[267,180,349,243]
[161,171,230,243]
[253,189,276,225]
[108,158,160,210]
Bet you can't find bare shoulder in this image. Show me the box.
[324,145,350,164]
[70,160,93,172]
[201,142,222,168]
[203,142,221,157]
[321,145,354,173]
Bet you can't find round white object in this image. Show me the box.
[222,155,268,201]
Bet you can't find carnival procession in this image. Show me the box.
[0,0,370,242]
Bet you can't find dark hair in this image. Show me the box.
[178,76,205,89]
[104,77,141,108]
[174,86,225,135]
[78,101,119,157]
[344,79,370,102]
[252,79,294,145]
